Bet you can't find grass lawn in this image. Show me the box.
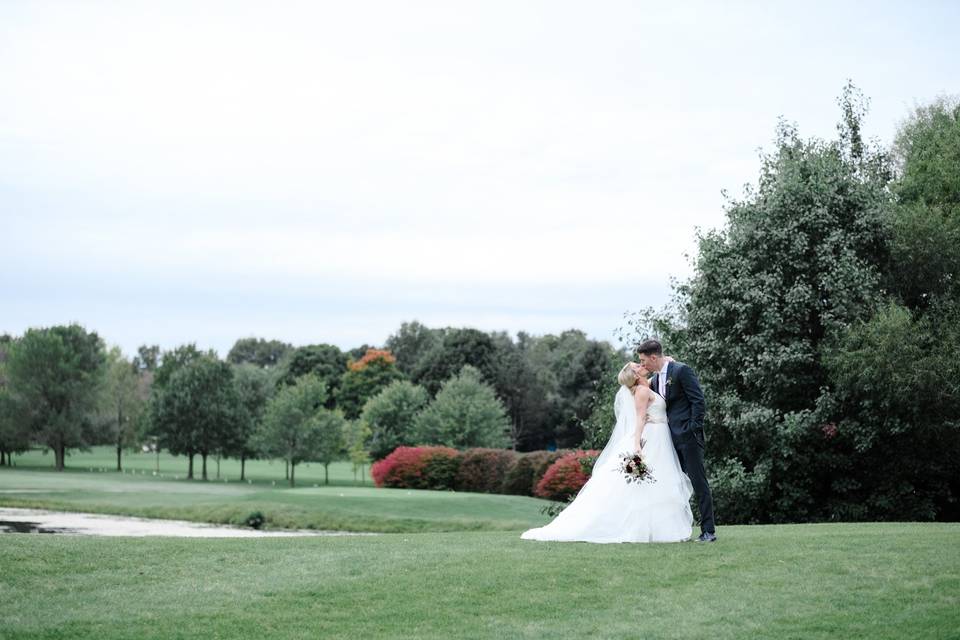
[8,445,372,486]
[0,468,550,533]
[1,522,958,639]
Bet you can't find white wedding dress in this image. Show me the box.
[521,386,694,543]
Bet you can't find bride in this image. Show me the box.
[521,362,693,543]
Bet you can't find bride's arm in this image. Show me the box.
[633,385,649,453]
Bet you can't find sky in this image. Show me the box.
[2,1,958,358]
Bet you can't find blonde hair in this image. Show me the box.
[618,362,639,388]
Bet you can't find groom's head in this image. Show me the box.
[635,339,664,372]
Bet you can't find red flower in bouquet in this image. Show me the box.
[617,450,655,485]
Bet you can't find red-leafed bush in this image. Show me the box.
[371,446,461,489]
[534,449,600,501]
[500,450,562,495]
[523,450,569,495]
[454,448,519,493]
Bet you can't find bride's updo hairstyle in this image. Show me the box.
[618,362,638,388]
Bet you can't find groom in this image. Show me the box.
[635,339,716,542]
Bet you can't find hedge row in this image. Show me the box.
[370,446,599,499]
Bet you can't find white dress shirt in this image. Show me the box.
[658,360,670,397]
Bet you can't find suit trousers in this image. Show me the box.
[675,439,716,535]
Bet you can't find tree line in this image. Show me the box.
[0,325,621,485]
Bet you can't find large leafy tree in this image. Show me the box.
[411,328,499,396]
[361,380,429,460]
[152,343,214,389]
[276,344,348,407]
[99,346,145,472]
[886,97,960,310]
[255,374,337,487]
[230,363,277,481]
[632,84,894,522]
[487,331,550,451]
[152,356,242,480]
[336,349,404,419]
[821,95,960,520]
[413,366,510,449]
[5,324,107,470]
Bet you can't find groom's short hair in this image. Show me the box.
[636,339,663,356]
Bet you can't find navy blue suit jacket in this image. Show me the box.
[650,361,706,447]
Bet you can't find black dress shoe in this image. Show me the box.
[695,532,717,542]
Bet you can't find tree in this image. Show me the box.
[256,374,333,487]
[361,380,429,460]
[824,302,960,520]
[5,325,107,470]
[892,96,960,215]
[527,330,616,447]
[230,364,276,481]
[152,343,215,389]
[413,366,510,449]
[312,410,347,485]
[0,334,31,466]
[887,96,960,310]
[818,94,960,521]
[337,349,404,419]
[133,344,160,372]
[486,332,550,451]
[411,328,499,396]
[276,344,348,408]
[99,346,145,471]
[227,337,293,369]
[341,419,372,483]
[152,356,241,480]
[385,321,442,376]
[628,84,893,522]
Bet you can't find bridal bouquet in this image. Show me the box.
[617,449,654,485]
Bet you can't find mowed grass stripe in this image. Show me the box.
[1,524,958,639]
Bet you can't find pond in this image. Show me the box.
[0,508,377,537]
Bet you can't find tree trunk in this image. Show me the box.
[324,463,329,485]
[202,453,208,480]
[116,407,124,471]
[155,447,160,473]
[1,450,6,466]
[216,454,220,480]
[289,460,295,487]
[188,454,194,479]
[285,459,289,480]
[55,440,65,471]
[240,455,246,481]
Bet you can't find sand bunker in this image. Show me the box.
[0,508,376,537]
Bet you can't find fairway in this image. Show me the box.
[0,467,551,533]
[2,522,958,639]
[8,446,372,486]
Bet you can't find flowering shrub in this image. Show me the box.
[534,449,600,501]
[454,448,519,493]
[371,446,460,489]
